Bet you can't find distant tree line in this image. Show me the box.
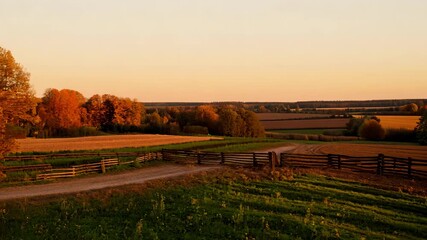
[12,89,262,138]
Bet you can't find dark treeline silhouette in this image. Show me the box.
[144,99,427,114]
[15,89,264,138]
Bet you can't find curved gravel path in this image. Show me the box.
[0,164,221,201]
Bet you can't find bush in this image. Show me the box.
[183,125,209,135]
[5,125,27,139]
[345,118,365,136]
[323,129,345,136]
[384,128,416,142]
[416,112,427,145]
[359,119,385,140]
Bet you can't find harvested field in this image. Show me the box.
[256,113,329,120]
[288,143,427,160]
[354,115,419,129]
[15,134,221,153]
[277,143,427,173]
[261,118,349,130]
[377,115,419,129]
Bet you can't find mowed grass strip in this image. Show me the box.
[261,118,349,130]
[256,113,330,121]
[1,172,425,239]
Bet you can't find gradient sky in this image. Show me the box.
[1,0,426,102]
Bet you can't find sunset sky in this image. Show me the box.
[1,0,426,102]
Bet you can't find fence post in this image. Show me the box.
[408,157,412,178]
[197,152,201,164]
[271,152,277,171]
[101,160,106,174]
[327,154,332,168]
[161,149,167,161]
[280,153,285,167]
[220,152,225,164]
[254,153,258,167]
[377,154,384,175]
[337,155,341,170]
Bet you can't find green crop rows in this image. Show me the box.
[1,173,425,239]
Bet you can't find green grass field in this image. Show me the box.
[1,172,426,239]
[270,129,345,135]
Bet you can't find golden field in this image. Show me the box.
[376,116,419,130]
[354,115,419,129]
[15,134,220,153]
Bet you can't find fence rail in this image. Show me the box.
[3,149,426,180]
[280,153,427,179]
[161,149,274,167]
[3,151,159,161]
[0,164,52,173]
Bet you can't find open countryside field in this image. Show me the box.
[256,113,330,120]
[15,134,221,153]
[262,118,349,130]
[354,115,419,129]
[374,115,419,130]
[1,170,426,239]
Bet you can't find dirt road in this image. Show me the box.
[0,164,220,201]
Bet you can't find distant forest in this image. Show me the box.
[144,99,427,115]
[145,99,426,109]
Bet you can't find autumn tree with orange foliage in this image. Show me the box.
[195,105,219,133]
[0,47,36,156]
[99,95,144,131]
[38,88,86,136]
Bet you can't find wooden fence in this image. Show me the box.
[161,149,274,167]
[34,152,162,180]
[3,151,161,162]
[0,164,52,173]
[280,153,427,179]
[3,149,426,180]
[36,158,119,180]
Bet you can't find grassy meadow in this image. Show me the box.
[1,170,426,239]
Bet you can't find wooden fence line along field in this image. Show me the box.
[3,151,161,162]
[3,149,426,181]
[36,158,120,180]
[35,152,163,180]
[161,149,275,168]
[280,153,427,179]
[0,164,52,173]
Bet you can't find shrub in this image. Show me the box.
[358,119,385,140]
[384,128,416,142]
[415,112,427,145]
[307,135,320,141]
[323,129,345,136]
[5,125,27,139]
[183,125,209,135]
[345,118,365,136]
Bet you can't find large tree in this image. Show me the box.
[415,111,427,145]
[0,47,36,157]
[39,88,86,131]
